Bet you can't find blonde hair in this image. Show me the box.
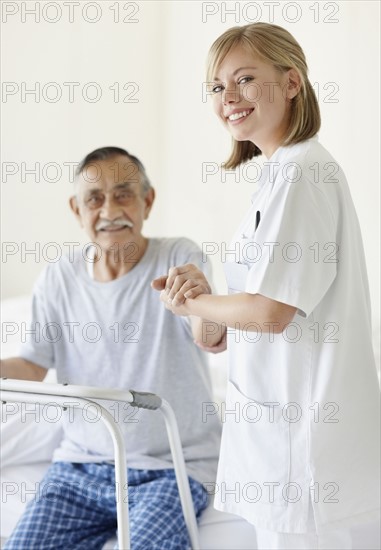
[207,23,320,169]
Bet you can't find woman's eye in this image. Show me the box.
[211,84,223,94]
[238,76,254,85]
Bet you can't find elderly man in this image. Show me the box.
[1,146,224,550]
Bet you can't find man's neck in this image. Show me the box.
[92,238,149,282]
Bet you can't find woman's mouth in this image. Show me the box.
[226,108,254,124]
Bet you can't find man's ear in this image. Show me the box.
[144,187,155,220]
[285,69,302,100]
[69,195,83,227]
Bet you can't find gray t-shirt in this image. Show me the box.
[20,237,221,484]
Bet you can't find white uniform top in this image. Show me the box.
[214,136,380,533]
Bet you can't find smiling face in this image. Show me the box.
[70,154,155,255]
[211,45,300,158]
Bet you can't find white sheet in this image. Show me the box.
[1,462,50,539]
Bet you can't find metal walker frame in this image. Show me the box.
[0,378,201,550]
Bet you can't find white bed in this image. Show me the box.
[0,295,258,549]
[1,296,380,549]
[0,408,259,550]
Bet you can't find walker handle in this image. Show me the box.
[130,390,162,410]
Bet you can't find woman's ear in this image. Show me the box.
[285,69,302,100]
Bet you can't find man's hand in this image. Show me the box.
[152,264,227,349]
[158,289,190,316]
[0,358,47,381]
[151,264,211,306]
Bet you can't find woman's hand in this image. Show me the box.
[152,264,227,348]
[158,289,190,316]
[151,263,212,306]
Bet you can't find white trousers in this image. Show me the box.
[254,498,352,550]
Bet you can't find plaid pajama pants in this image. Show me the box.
[4,462,208,550]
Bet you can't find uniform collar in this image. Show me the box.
[266,134,319,163]
[257,135,320,188]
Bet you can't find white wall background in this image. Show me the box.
[1,1,380,337]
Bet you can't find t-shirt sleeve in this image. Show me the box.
[171,237,214,286]
[245,177,338,318]
[19,267,56,369]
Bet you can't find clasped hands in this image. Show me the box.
[151,263,211,316]
[151,263,227,353]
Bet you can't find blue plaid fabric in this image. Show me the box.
[4,462,208,550]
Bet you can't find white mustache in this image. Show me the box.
[96,219,134,231]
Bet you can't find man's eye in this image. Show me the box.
[117,192,134,200]
[86,196,102,206]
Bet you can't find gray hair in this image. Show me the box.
[75,146,152,194]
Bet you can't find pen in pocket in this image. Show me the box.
[255,210,261,231]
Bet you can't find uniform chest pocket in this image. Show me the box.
[224,380,291,507]
[223,262,249,293]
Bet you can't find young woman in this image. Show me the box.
[152,23,380,549]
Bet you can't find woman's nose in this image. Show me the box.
[222,85,240,105]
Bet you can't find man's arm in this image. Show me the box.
[151,266,227,350]
[189,316,227,351]
[0,358,47,381]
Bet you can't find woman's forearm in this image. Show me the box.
[183,293,297,333]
